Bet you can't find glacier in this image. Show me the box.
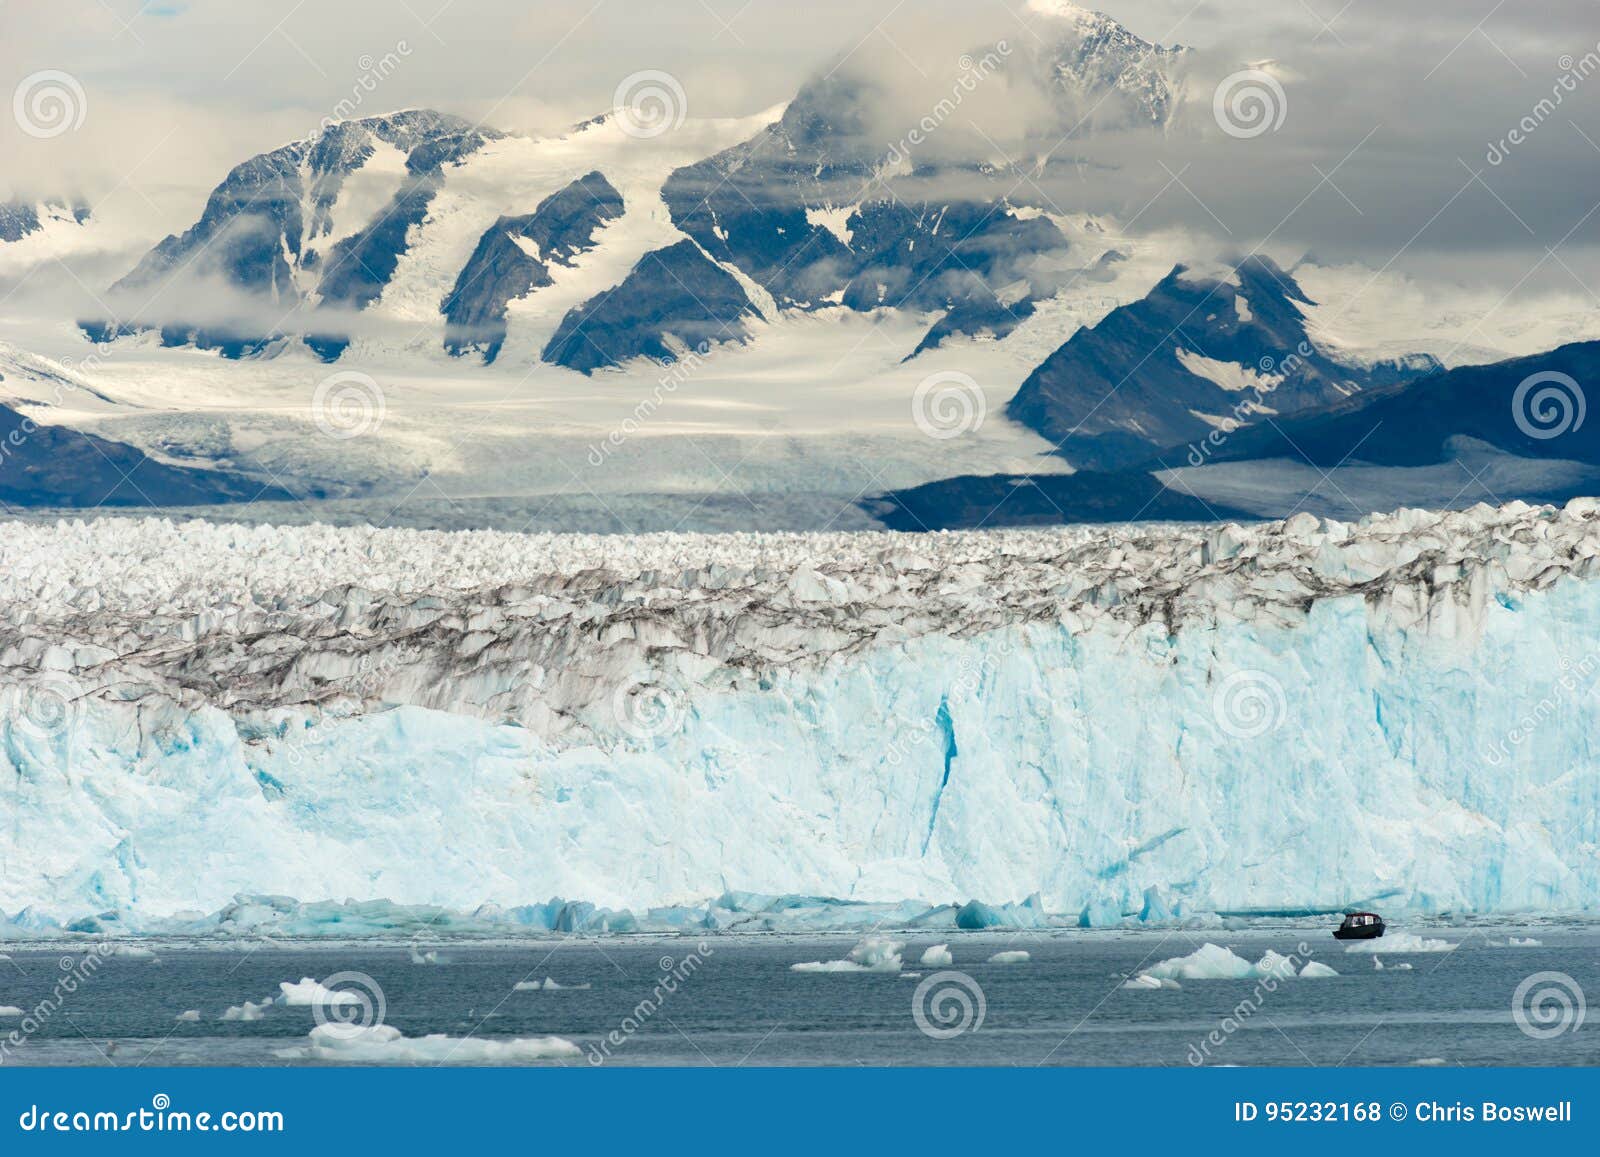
[2,500,1599,928]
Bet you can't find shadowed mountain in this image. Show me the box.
[84,111,501,361]
[444,172,625,364]
[0,402,290,509]
[541,240,758,373]
[870,341,1600,529]
[1006,256,1439,470]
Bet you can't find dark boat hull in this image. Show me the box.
[1333,924,1385,940]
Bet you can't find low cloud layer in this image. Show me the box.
[1,0,1596,288]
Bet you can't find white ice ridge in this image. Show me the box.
[2,498,1600,923]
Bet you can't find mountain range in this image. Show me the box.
[0,1,1595,527]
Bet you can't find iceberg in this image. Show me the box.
[792,937,904,973]
[513,978,590,991]
[919,944,954,967]
[1298,961,1339,978]
[987,950,1030,964]
[1344,933,1454,954]
[220,998,274,1021]
[0,1006,23,1017]
[278,978,362,1007]
[1143,943,1303,981]
[1122,974,1181,990]
[276,1023,580,1063]
[2,502,1600,924]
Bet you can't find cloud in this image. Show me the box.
[0,0,1595,285]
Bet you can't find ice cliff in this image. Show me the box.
[2,500,1598,925]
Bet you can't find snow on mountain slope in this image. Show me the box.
[1295,262,1600,368]
[2,500,1598,922]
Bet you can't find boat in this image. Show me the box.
[1333,912,1385,940]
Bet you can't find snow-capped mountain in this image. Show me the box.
[83,2,1185,373]
[1024,0,1188,128]
[87,110,502,358]
[0,198,90,244]
[0,2,1591,530]
[875,341,1600,528]
[1007,256,1440,470]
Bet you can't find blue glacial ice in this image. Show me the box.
[1,501,1599,929]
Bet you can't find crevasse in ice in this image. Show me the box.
[2,499,1599,924]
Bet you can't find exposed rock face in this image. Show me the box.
[542,239,758,373]
[444,171,624,363]
[91,111,500,359]
[1006,257,1440,470]
[0,402,288,508]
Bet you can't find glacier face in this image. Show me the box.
[2,502,1599,925]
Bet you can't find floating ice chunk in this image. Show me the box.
[920,944,953,967]
[987,950,1030,964]
[899,972,922,979]
[278,978,363,1006]
[175,1010,201,1022]
[1143,943,1304,981]
[220,998,274,1021]
[1344,933,1453,954]
[1509,937,1542,947]
[791,937,904,973]
[1298,961,1339,978]
[409,946,440,964]
[1122,974,1180,990]
[0,1006,22,1017]
[110,945,157,960]
[513,977,590,991]
[276,1023,581,1063]
[1411,1057,1448,1066]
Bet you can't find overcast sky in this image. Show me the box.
[2,0,1598,280]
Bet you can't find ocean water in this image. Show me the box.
[0,927,1594,1067]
